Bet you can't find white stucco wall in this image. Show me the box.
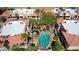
[68,46,79,50]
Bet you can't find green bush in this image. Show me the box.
[0,7,6,14]
[52,30,63,51]
[70,7,75,9]
[26,43,38,51]
[41,12,57,26]
[12,45,25,51]
[26,46,38,51]
[21,33,28,41]
[30,12,57,27]
[59,7,65,11]
[0,16,7,22]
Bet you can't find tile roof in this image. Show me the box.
[0,36,24,47]
[62,31,79,46]
[43,8,53,13]
[8,36,24,47]
[70,36,79,46]
[1,10,10,17]
[31,12,38,16]
[59,20,79,47]
[0,37,4,48]
[62,32,75,45]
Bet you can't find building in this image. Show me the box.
[43,7,54,14]
[1,10,11,18]
[52,8,79,19]
[10,8,40,20]
[59,20,79,50]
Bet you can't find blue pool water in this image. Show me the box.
[39,32,50,49]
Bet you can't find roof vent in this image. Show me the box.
[74,22,77,23]
[63,21,66,23]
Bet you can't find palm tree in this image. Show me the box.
[0,16,7,22]
[21,33,31,46]
[27,36,32,45]
[21,33,28,41]
[0,7,6,15]
[26,43,38,51]
[42,12,57,26]
[59,7,65,11]
[12,44,26,51]
[35,8,41,20]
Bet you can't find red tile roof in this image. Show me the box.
[62,31,79,46]
[31,13,38,16]
[62,32,75,45]
[70,36,79,46]
[60,20,79,47]
[0,37,4,48]
[8,36,24,47]
[0,36,24,47]
[1,10,10,17]
[43,8,53,13]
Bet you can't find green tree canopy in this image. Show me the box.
[30,19,38,26]
[30,13,57,28]
[35,8,41,16]
[0,16,7,22]
[41,12,57,26]
[0,7,6,15]
[70,7,75,9]
[21,33,28,41]
[26,44,38,51]
[59,7,65,11]
[12,45,26,51]
[21,33,31,45]
[35,8,41,20]
[30,12,57,27]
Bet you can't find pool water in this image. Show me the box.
[39,32,50,49]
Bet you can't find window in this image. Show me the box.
[32,16,36,18]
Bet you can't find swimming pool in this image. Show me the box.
[0,21,25,36]
[39,32,50,49]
